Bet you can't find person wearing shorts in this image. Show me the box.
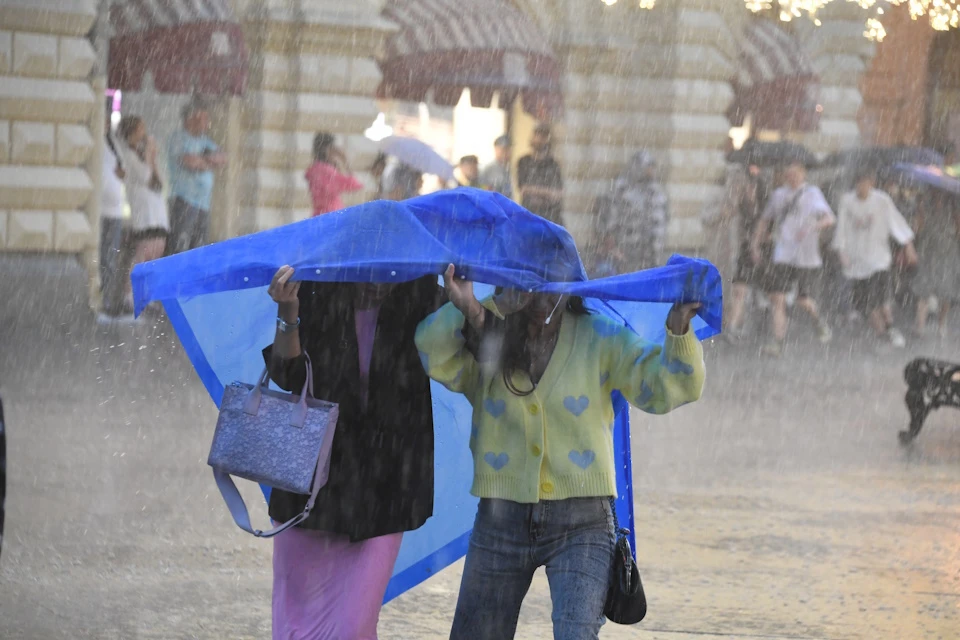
[833,167,916,347]
[752,159,836,356]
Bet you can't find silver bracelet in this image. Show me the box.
[276,316,300,334]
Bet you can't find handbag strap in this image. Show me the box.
[212,445,325,537]
[608,496,630,541]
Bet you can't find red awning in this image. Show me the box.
[728,20,820,133]
[378,0,562,119]
[109,0,248,96]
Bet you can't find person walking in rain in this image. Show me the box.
[305,132,363,216]
[751,158,836,357]
[479,135,513,198]
[911,190,960,341]
[98,102,130,322]
[517,124,563,225]
[166,98,227,254]
[416,264,705,640]
[595,151,670,274]
[722,162,770,344]
[832,166,916,348]
[454,155,480,188]
[264,264,443,639]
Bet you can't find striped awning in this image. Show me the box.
[378,0,562,119]
[109,0,248,96]
[729,19,820,132]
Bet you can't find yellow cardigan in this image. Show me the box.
[415,301,705,503]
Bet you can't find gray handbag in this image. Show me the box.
[208,354,338,537]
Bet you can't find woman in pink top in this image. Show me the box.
[306,132,364,216]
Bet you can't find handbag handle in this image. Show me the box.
[243,353,315,428]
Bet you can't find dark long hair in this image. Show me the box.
[492,296,591,396]
[313,132,335,162]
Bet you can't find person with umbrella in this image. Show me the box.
[832,165,916,348]
[911,188,960,341]
[751,156,836,356]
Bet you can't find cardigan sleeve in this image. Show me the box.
[414,301,482,397]
[603,320,705,415]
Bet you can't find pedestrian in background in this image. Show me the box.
[117,116,169,287]
[98,102,129,322]
[912,190,960,341]
[832,166,916,348]
[370,152,388,200]
[517,124,563,225]
[305,132,363,216]
[382,162,423,201]
[479,135,513,198]
[454,155,480,188]
[166,98,227,255]
[595,151,670,274]
[751,159,836,357]
[724,163,770,343]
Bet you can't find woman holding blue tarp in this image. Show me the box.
[415,264,705,640]
[263,265,442,639]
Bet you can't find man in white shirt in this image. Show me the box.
[751,159,836,356]
[832,166,917,347]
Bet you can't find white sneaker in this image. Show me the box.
[887,328,906,348]
[817,321,833,344]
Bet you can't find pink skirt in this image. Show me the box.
[272,527,403,640]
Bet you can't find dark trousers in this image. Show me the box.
[99,217,123,293]
[166,197,210,256]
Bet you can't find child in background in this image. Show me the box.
[305,132,363,216]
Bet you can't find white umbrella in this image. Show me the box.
[379,136,455,182]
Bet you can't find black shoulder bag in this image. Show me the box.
[604,497,647,624]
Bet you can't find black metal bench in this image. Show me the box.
[901,358,960,444]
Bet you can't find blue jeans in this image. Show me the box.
[450,497,615,640]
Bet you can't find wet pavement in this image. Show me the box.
[1,255,958,639]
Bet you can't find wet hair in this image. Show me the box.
[370,152,388,174]
[117,115,144,143]
[181,97,210,121]
[313,132,335,162]
[491,296,590,397]
[854,165,878,184]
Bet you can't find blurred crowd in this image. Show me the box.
[701,140,960,357]
[101,98,960,359]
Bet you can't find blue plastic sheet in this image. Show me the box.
[132,188,722,603]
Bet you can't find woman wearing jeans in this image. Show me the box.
[416,265,705,639]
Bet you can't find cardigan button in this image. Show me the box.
[541,481,554,494]
[531,444,541,456]
[528,404,539,415]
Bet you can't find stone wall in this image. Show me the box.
[230,0,395,237]
[0,0,98,253]
[551,0,739,251]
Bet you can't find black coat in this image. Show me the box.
[262,277,443,541]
